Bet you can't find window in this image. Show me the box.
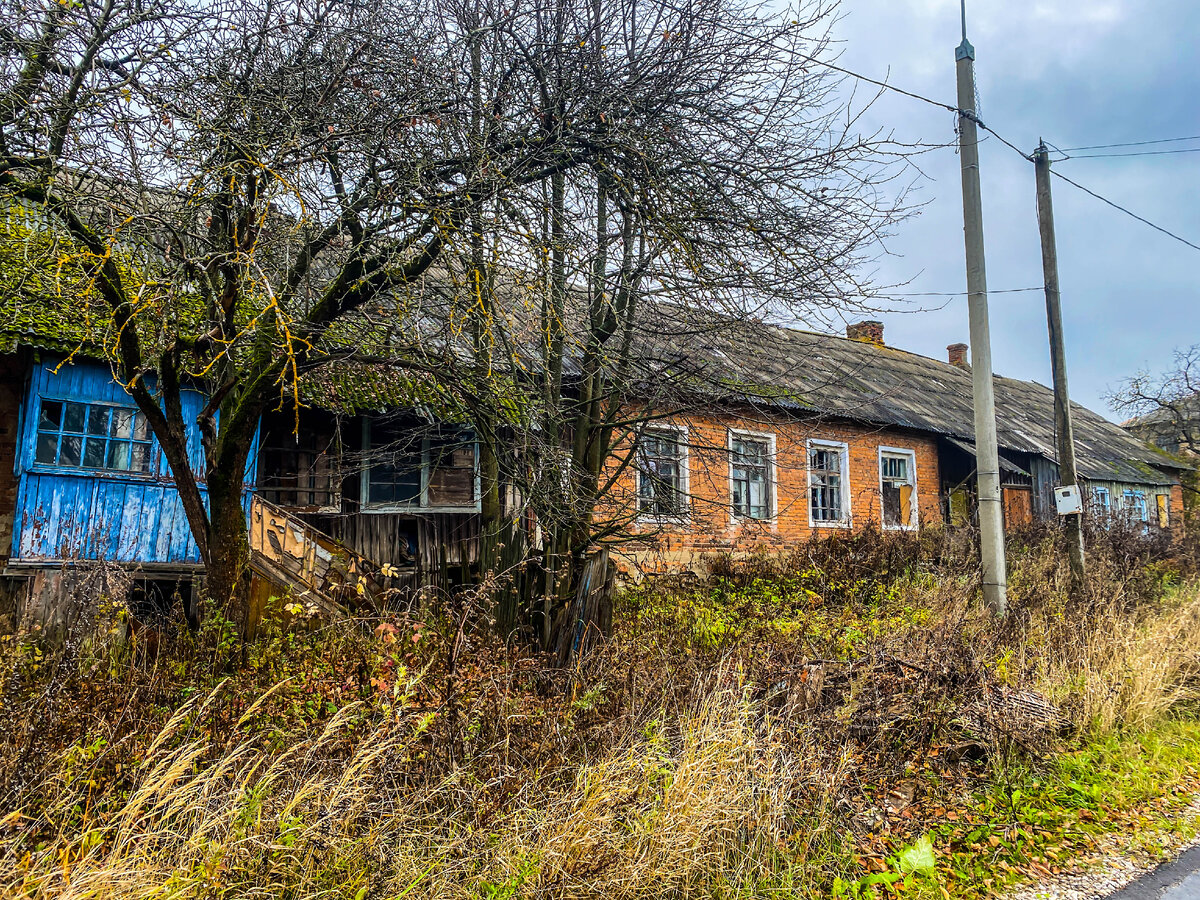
[362,422,478,511]
[730,432,773,521]
[637,428,687,518]
[809,440,848,525]
[1092,486,1111,514]
[879,448,917,528]
[34,399,151,473]
[1123,489,1148,523]
[259,421,340,511]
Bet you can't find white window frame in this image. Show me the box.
[807,438,851,528]
[635,424,690,523]
[360,421,481,514]
[728,428,777,524]
[878,446,919,530]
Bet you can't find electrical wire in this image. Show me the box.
[1057,135,1200,152]
[795,54,1200,252]
[1049,169,1200,253]
[1066,147,1200,160]
[882,287,1045,297]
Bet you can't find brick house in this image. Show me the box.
[598,315,1186,572]
[0,296,1187,624]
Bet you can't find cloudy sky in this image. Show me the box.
[820,0,1199,419]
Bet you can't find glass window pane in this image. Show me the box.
[367,479,395,505]
[110,408,133,439]
[62,402,86,434]
[106,441,130,470]
[87,406,110,435]
[83,437,106,468]
[39,401,62,430]
[36,432,59,465]
[131,442,151,472]
[59,434,82,466]
[132,413,149,441]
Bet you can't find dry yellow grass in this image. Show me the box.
[2,675,845,900]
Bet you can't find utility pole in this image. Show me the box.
[1033,141,1087,585]
[955,1,1008,617]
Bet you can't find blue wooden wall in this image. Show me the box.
[11,356,258,565]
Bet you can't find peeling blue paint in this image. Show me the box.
[11,356,258,565]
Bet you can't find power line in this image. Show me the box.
[796,54,1200,253]
[882,287,1045,297]
[1066,147,1200,160]
[798,54,1036,159]
[1049,169,1200,253]
[1057,135,1200,152]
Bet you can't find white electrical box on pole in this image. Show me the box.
[955,2,1008,617]
[1034,141,1087,585]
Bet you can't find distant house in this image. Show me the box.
[1123,395,1200,461]
[1124,393,1199,525]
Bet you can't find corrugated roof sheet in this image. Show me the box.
[630,303,1184,486]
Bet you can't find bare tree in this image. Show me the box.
[1110,345,1199,528]
[2,0,911,633]
[1109,345,1200,458]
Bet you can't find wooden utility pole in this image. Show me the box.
[1033,141,1087,584]
[955,2,1008,617]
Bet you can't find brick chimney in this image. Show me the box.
[846,320,884,346]
[947,342,969,368]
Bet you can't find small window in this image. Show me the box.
[363,422,477,511]
[880,449,917,528]
[1122,489,1148,523]
[1092,486,1111,513]
[730,433,773,520]
[34,399,152,473]
[809,441,848,525]
[637,428,686,518]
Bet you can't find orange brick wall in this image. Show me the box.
[601,411,942,570]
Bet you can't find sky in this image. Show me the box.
[820,0,1199,419]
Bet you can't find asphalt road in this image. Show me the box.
[1109,847,1200,899]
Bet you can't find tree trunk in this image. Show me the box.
[204,463,252,630]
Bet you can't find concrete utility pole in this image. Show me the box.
[1033,141,1087,585]
[955,1,1008,617]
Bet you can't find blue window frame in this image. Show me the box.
[361,421,479,511]
[34,399,152,473]
[1122,489,1148,523]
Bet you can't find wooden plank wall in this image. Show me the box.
[12,356,258,565]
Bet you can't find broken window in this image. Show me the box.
[637,428,686,517]
[34,399,152,473]
[880,450,916,528]
[809,441,847,524]
[730,433,772,520]
[259,419,341,511]
[364,422,478,511]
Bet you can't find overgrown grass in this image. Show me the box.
[0,523,1197,898]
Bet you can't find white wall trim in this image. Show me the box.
[807,438,851,529]
[635,423,691,525]
[727,427,778,526]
